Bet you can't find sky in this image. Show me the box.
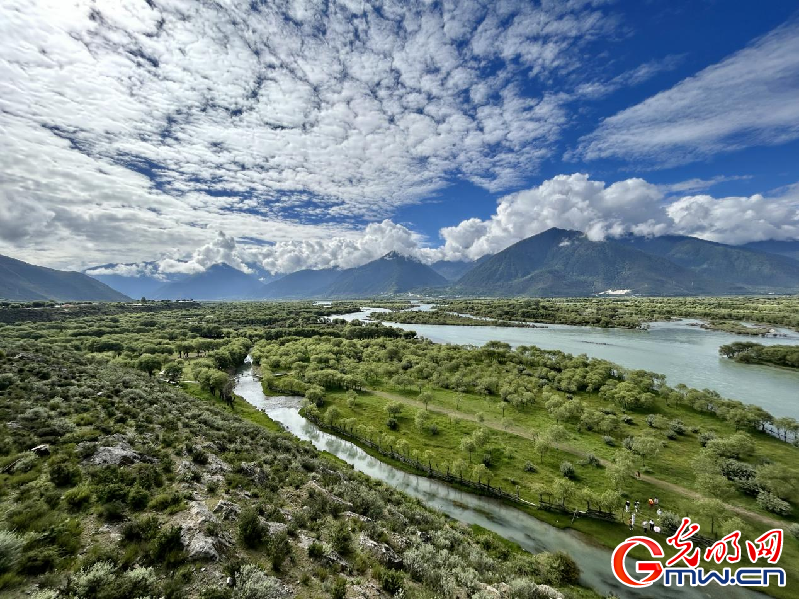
[1,0,798,276]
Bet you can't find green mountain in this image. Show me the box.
[454,228,742,296]
[742,240,799,261]
[617,235,799,292]
[258,253,447,298]
[326,252,448,297]
[0,254,130,301]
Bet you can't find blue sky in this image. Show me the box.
[0,0,798,275]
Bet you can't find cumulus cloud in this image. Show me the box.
[81,176,799,275]
[575,18,799,165]
[666,191,799,245]
[0,0,616,268]
[436,174,799,260]
[248,220,428,274]
[437,174,668,259]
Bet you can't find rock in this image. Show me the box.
[85,440,154,466]
[213,500,241,521]
[341,510,371,523]
[205,453,230,476]
[304,480,353,509]
[238,461,267,486]
[31,444,50,457]
[348,580,383,598]
[75,441,97,459]
[266,522,287,535]
[179,502,223,562]
[358,533,403,569]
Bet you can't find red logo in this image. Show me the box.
[611,518,785,588]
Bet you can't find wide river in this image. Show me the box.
[235,358,759,599]
[334,307,799,419]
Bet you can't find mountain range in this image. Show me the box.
[0,254,129,302]
[5,229,799,301]
[454,228,799,296]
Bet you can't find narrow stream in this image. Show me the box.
[235,357,760,599]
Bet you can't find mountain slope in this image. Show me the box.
[152,264,264,300]
[0,254,130,301]
[326,252,448,297]
[742,240,799,262]
[258,268,344,299]
[616,235,799,291]
[86,263,179,299]
[455,228,738,296]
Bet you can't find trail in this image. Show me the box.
[368,388,783,528]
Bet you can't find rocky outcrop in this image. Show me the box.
[358,533,403,569]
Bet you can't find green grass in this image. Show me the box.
[181,382,284,433]
[314,387,799,599]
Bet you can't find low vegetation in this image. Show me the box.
[720,342,799,369]
[0,303,594,598]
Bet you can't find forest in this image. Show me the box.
[719,342,799,369]
[378,296,799,331]
[0,302,591,598]
[1,299,798,599]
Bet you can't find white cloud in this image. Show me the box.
[436,174,799,260]
[0,0,615,269]
[576,19,799,165]
[84,176,799,275]
[666,191,799,245]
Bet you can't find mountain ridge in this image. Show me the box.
[0,254,130,301]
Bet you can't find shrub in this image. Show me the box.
[698,431,717,447]
[602,435,615,447]
[386,417,398,431]
[330,576,347,599]
[268,530,292,570]
[375,565,404,595]
[523,461,536,473]
[559,461,575,479]
[64,485,92,510]
[659,511,680,532]
[535,551,580,586]
[308,541,325,559]
[128,485,150,510]
[151,525,185,566]
[584,454,600,467]
[100,501,125,522]
[0,530,25,573]
[331,521,352,555]
[788,523,799,539]
[756,491,792,515]
[238,508,265,548]
[48,456,81,487]
[234,564,284,599]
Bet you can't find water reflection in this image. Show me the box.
[234,360,759,599]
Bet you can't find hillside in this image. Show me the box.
[86,262,178,299]
[325,252,448,297]
[259,253,448,298]
[743,240,799,261]
[153,264,265,300]
[617,235,799,292]
[454,228,737,296]
[258,268,344,299]
[429,259,479,281]
[0,254,130,301]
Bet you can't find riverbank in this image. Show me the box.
[235,361,766,599]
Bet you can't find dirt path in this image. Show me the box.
[368,388,783,528]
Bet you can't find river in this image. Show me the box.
[234,358,760,599]
[334,307,799,420]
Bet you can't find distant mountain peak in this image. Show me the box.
[381,251,413,261]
